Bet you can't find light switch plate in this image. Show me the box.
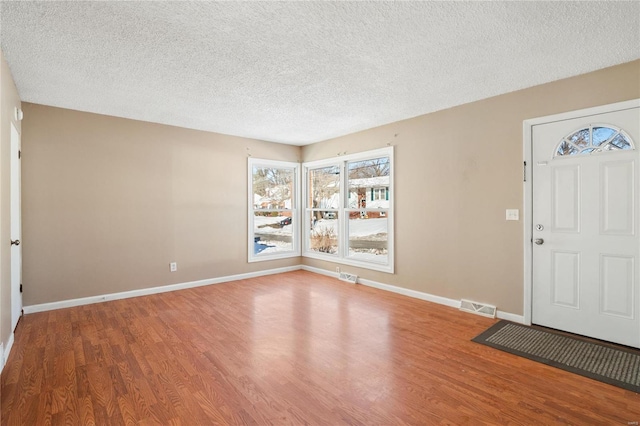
[506,209,519,221]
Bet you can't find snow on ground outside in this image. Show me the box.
[254,215,293,236]
[255,216,388,257]
[311,218,387,237]
[255,240,293,254]
[254,216,387,238]
[348,250,388,263]
[254,216,293,254]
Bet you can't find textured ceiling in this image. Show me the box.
[1,1,639,145]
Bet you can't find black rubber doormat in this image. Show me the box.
[472,321,640,393]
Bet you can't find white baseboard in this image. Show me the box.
[359,275,462,308]
[301,264,339,279]
[496,310,525,323]
[22,263,525,324]
[23,265,302,314]
[2,332,14,372]
[301,265,524,323]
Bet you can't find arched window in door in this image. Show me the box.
[555,125,634,157]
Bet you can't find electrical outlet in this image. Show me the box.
[170,262,177,272]
[336,266,340,273]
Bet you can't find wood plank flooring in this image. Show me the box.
[2,270,639,424]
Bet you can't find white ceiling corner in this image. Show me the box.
[1,1,639,145]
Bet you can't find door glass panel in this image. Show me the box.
[592,127,617,146]
[609,133,632,150]
[557,140,578,156]
[555,125,634,157]
[568,129,590,148]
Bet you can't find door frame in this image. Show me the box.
[522,98,640,326]
[10,121,22,332]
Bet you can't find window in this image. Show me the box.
[248,158,300,262]
[371,187,389,201]
[555,125,634,156]
[303,147,394,273]
[306,165,340,255]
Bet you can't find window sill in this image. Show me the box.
[302,251,394,274]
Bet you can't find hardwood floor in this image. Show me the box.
[2,270,639,425]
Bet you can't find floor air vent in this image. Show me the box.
[460,299,497,318]
[338,272,358,284]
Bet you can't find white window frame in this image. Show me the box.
[248,158,301,262]
[302,147,394,273]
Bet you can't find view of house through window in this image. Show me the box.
[346,157,390,264]
[304,147,394,273]
[248,159,299,261]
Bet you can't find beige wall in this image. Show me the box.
[0,50,22,349]
[20,60,640,317]
[302,60,640,315]
[22,105,300,306]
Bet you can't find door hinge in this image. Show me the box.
[18,150,21,159]
[523,161,527,182]
[19,284,22,293]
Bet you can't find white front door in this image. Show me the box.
[10,122,22,332]
[532,106,640,348]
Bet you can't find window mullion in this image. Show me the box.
[340,161,346,259]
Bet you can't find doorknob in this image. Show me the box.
[11,239,20,246]
[534,238,544,245]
